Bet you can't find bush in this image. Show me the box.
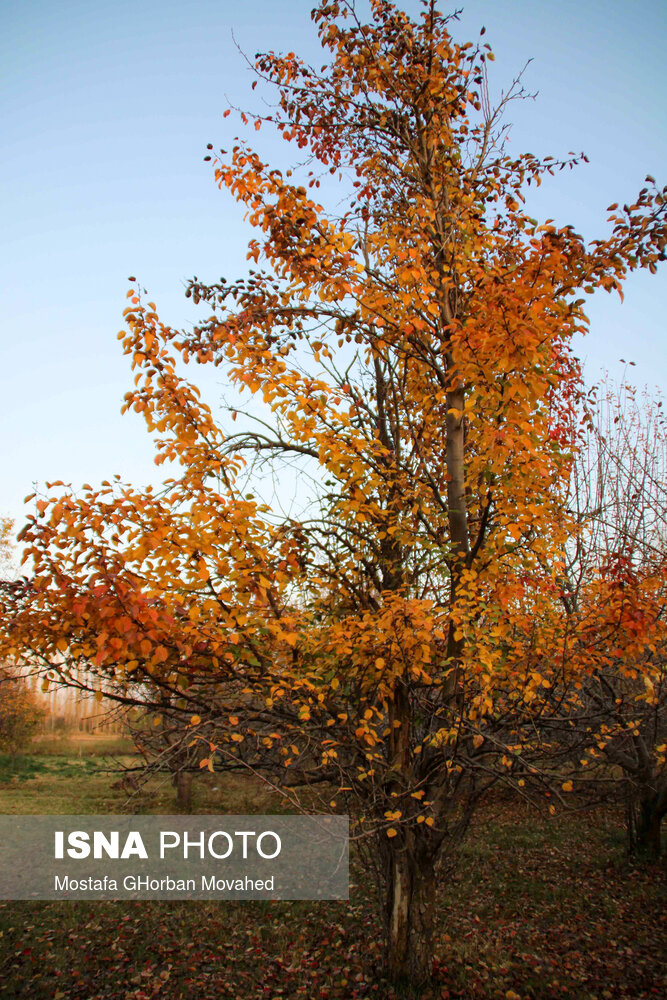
[0,670,44,755]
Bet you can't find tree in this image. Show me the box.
[0,517,15,581]
[0,520,43,755]
[2,0,666,987]
[0,668,44,756]
[561,383,667,857]
[126,701,207,812]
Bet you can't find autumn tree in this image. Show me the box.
[126,702,209,812]
[0,668,44,756]
[0,520,43,756]
[558,383,667,857]
[0,517,15,581]
[2,0,666,986]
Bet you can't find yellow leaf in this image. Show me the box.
[562,780,573,792]
[386,828,398,838]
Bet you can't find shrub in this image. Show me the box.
[0,669,44,755]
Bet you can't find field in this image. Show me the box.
[0,735,665,1000]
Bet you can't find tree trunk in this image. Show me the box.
[385,848,436,987]
[174,770,192,812]
[627,792,663,859]
[627,789,666,859]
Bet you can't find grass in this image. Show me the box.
[0,735,665,999]
[31,732,136,757]
[0,737,280,816]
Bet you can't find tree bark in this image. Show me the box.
[628,791,664,859]
[174,770,193,812]
[385,847,436,987]
[445,382,470,567]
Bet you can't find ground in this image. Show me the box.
[0,734,665,999]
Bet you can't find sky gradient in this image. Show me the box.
[2,0,666,537]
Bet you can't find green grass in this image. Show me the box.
[0,740,665,999]
[0,754,51,782]
[0,752,104,781]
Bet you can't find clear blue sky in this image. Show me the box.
[2,0,666,534]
